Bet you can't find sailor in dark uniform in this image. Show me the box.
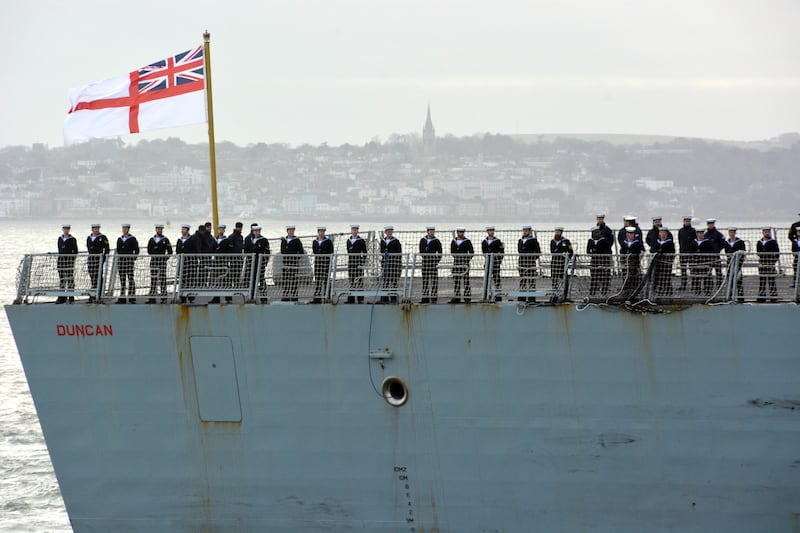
[147,223,173,303]
[619,226,644,297]
[346,224,367,303]
[704,218,726,285]
[723,227,746,301]
[549,227,573,290]
[617,216,642,248]
[175,224,196,302]
[280,225,305,301]
[586,226,612,296]
[677,216,695,290]
[645,216,673,252]
[212,224,236,303]
[517,225,540,302]
[380,226,402,303]
[243,225,270,303]
[312,226,334,303]
[419,226,442,303]
[203,222,215,252]
[482,226,504,301]
[231,222,244,253]
[450,227,474,303]
[56,224,78,304]
[229,222,245,288]
[652,227,675,295]
[116,224,139,304]
[691,228,715,295]
[756,227,779,302]
[595,214,615,249]
[788,212,800,245]
[792,227,800,288]
[86,223,109,302]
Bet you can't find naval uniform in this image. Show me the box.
[176,232,198,301]
[57,233,79,303]
[280,236,305,301]
[380,236,402,303]
[482,236,505,298]
[691,237,716,295]
[517,235,541,300]
[86,231,109,298]
[652,238,675,296]
[450,237,474,302]
[419,235,443,303]
[724,237,746,299]
[788,220,800,244]
[116,233,140,302]
[646,226,674,253]
[756,237,780,301]
[597,223,615,250]
[214,234,236,299]
[619,238,644,297]
[677,223,696,290]
[617,225,642,248]
[586,236,612,295]
[550,237,574,290]
[346,234,368,303]
[312,236,334,302]
[243,234,270,302]
[147,234,173,301]
[705,227,726,285]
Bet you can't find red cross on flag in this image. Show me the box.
[64,46,207,144]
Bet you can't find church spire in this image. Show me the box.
[422,104,435,156]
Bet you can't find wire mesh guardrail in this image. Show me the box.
[12,250,800,305]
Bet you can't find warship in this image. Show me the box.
[5,227,800,532]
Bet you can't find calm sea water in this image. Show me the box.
[1,216,791,531]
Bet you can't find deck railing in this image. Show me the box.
[13,251,800,305]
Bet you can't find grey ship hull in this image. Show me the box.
[5,302,800,532]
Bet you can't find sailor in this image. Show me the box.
[792,227,800,288]
[243,225,270,303]
[280,225,305,301]
[211,224,235,303]
[379,225,402,303]
[86,223,109,302]
[517,225,541,302]
[788,212,800,244]
[419,226,442,303]
[311,226,334,303]
[549,227,574,290]
[619,226,644,297]
[691,228,715,295]
[704,218,726,285]
[116,224,139,304]
[345,224,367,304]
[724,227,746,301]
[595,214,615,248]
[230,222,245,253]
[247,223,259,241]
[645,216,673,253]
[482,225,504,302]
[450,227,474,303]
[677,216,696,290]
[147,223,173,303]
[204,222,217,252]
[175,224,196,302]
[617,216,642,247]
[586,226,612,296]
[56,224,78,304]
[756,227,779,302]
[652,227,675,296]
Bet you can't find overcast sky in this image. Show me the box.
[2,0,799,148]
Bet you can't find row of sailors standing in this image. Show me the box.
[56,217,800,304]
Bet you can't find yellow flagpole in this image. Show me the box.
[203,30,220,230]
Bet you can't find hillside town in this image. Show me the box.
[1,108,799,222]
